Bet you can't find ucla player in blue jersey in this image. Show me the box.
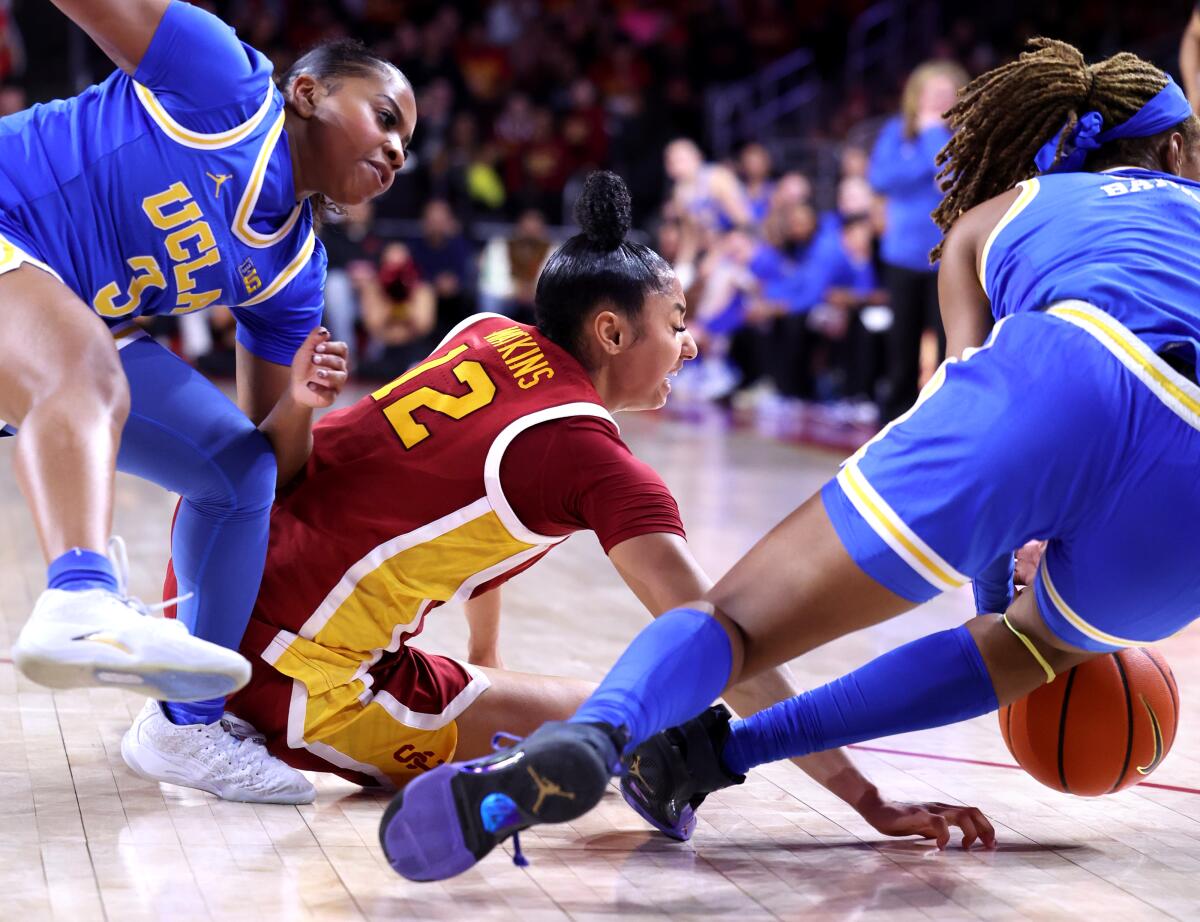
[1,0,413,802]
[379,39,1200,880]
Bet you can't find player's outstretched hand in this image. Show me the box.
[858,794,997,850]
[293,327,349,408]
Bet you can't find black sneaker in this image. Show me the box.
[619,705,746,841]
[379,721,625,881]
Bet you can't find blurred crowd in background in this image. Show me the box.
[0,0,1189,438]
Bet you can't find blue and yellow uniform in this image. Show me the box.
[823,167,1200,652]
[0,0,325,359]
[0,1,332,719]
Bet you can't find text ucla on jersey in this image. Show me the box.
[0,0,326,365]
[981,168,1200,368]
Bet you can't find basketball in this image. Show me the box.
[999,647,1179,796]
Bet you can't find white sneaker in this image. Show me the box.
[121,699,316,804]
[12,538,250,701]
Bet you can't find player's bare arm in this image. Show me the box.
[50,0,169,74]
[465,589,505,669]
[254,329,350,485]
[1181,11,1200,110]
[936,188,1018,359]
[608,531,993,845]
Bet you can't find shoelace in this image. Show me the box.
[194,721,270,777]
[490,732,529,868]
[108,535,194,616]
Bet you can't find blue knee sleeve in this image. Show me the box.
[168,427,276,649]
[571,606,733,752]
[722,624,998,775]
[117,340,278,725]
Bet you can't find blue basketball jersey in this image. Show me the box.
[0,0,326,364]
[980,167,1200,367]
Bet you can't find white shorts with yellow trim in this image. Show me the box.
[822,302,1200,652]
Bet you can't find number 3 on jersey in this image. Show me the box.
[371,344,497,449]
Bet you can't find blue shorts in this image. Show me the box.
[823,301,1200,653]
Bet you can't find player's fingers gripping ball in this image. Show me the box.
[1000,647,1179,796]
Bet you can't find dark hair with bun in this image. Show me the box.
[535,171,675,365]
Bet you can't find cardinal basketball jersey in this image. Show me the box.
[248,313,618,695]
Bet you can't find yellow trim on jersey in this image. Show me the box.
[278,666,490,787]
[0,235,14,269]
[1039,559,1150,649]
[264,506,534,783]
[836,461,970,593]
[237,228,316,307]
[232,111,304,248]
[846,315,1014,471]
[978,178,1040,296]
[266,509,535,696]
[846,360,950,468]
[1047,301,1200,431]
[312,511,533,658]
[133,80,274,150]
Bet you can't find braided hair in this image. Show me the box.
[931,38,1197,260]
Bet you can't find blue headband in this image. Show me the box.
[1033,75,1193,174]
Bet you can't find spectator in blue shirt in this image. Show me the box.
[408,198,477,333]
[868,60,966,421]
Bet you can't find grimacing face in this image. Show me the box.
[299,68,417,206]
[618,276,698,411]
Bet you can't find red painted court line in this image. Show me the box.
[847,743,1200,796]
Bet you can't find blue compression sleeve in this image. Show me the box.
[721,625,998,775]
[164,697,226,726]
[116,338,276,725]
[973,552,1014,615]
[570,606,733,752]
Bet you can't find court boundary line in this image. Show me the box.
[847,743,1200,795]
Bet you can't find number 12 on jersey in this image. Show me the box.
[371,344,497,449]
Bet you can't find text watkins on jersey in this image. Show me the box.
[484,326,556,389]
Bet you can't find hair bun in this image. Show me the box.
[575,171,632,250]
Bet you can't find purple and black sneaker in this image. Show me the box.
[619,704,746,842]
[379,720,624,881]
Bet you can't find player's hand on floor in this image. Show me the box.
[293,327,349,408]
[859,796,997,850]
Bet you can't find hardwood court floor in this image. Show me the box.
[2,407,1199,921]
